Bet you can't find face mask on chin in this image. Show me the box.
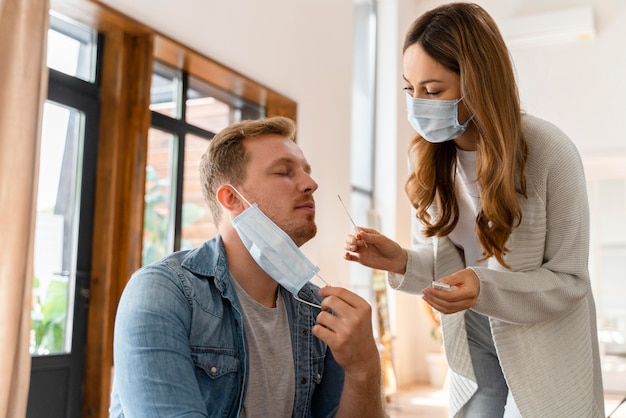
[406,93,473,143]
[226,185,327,309]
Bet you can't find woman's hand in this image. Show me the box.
[422,268,480,314]
[343,227,408,275]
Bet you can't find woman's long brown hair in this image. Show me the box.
[404,3,528,268]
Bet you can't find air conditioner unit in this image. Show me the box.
[500,6,595,48]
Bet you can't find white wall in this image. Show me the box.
[100,0,626,387]
[492,0,626,156]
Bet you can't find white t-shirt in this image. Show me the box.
[447,148,487,268]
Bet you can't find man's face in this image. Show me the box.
[237,134,318,247]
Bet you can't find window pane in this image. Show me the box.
[143,128,177,265]
[350,0,376,192]
[150,62,181,119]
[47,13,97,83]
[31,101,84,356]
[186,77,235,132]
[181,134,218,250]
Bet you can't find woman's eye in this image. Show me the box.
[403,86,414,93]
[426,90,440,96]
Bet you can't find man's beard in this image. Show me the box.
[290,219,317,247]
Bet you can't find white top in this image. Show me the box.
[448,148,487,268]
[390,114,604,417]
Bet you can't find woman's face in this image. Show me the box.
[402,43,461,101]
[402,43,476,149]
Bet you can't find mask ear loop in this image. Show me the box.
[292,273,329,309]
[226,184,253,208]
[227,183,327,309]
[454,96,474,128]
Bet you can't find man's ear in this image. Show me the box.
[216,185,243,212]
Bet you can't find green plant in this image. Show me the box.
[31,275,68,355]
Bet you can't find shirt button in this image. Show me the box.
[210,367,218,375]
[316,373,321,380]
[300,377,307,384]
[302,329,309,336]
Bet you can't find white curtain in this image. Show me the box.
[0,0,49,416]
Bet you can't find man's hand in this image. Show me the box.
[312,286,385,418]
[313,286,378,376]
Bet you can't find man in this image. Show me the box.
[109,116,385,417]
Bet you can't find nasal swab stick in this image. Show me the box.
[337,194,368,248]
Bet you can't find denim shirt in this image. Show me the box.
[109,236,344,418]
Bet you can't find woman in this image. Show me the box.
[344,3,604,417]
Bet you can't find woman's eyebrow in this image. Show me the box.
[402,74,443,85]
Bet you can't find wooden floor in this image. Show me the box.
[386,384,448,418]
[386,383,626,417]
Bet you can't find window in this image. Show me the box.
[349,0,377,291]
[350,0,400,396]
[143,62,264,265]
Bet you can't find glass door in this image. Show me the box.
[27,13,100,418]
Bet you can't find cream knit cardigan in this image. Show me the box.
[389,114,604,417]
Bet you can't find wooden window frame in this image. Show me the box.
[49,1,296,417]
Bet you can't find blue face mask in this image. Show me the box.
[228,186,326,308]
[406,93,472,143]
